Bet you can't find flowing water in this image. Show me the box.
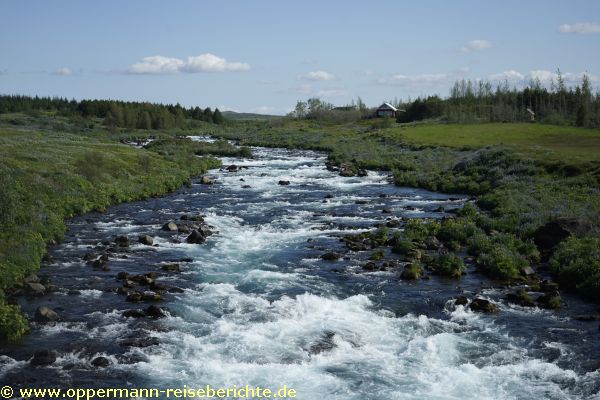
[1,145,599,399]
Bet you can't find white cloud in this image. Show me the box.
[317,88,348,97]
[488,69,524,82]
[460,39,492,53]
[559,22,600,34]
[301,70,335,81]
[182,53,250,73]
[128,56,185,74]
[127,53,249,74]
[255,106,276,114]
[52,67,75,76]
[380,73,450,85]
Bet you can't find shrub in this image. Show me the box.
[392,237,414,255]
[401,262,423,280]
[369,249,385,261]
[438,218,480,244]
[431,253,465,278]
[549,236,600,300]
[476,245,528,280]
[403,219,440,242]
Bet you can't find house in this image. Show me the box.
[376,103,397,118]
[526,108,535,122]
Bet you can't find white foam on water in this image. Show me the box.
[116,290,589,399]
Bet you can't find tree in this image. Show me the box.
[212,108,224,124]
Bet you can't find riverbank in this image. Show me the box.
[0,113,249,341]
[213,119,600,302]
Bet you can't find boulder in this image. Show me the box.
[425,236,442,250]
[119,337,159,348]
[138,235,154,246]
[26,282,46,296]
[200,175,213,185]
[533,218,592,255]
[162,221,179,232]
[382,208,392,214]
[141,291,161,301]
[145,305,167,318]
[91,356,110,368]
[469,298,498,313]
[321,252,342,261]
[278,180,291,186]
[114,235,129,247]
[454,296,469,306]
[30,350,57,366]
[226,164,238,172]
[34,306,59,322]
[126,292,142,302]
[520,266,535,276]
[357,169,368,177]
[186,230,206,244]
[122,309,146,318]
[116,271,129,280]
[161,263,181,272]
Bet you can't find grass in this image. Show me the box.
[385,123,600,163]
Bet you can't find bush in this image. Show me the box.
[369,249,385,261]
[549,236,600,300]
[438,217,480,244]
[0,301,28,342]
[391,237,414,255]
[431,253,465,278]
[476,245,528,280]
[403,219,440,242]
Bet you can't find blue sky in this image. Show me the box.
[1,0,599,114]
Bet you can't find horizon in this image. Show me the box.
[1,0,599,115]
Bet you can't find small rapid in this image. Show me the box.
[1,146,598,399]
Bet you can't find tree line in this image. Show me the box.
[0,95,224,129]
[396,72,599,128]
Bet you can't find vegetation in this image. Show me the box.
[0,95,226,130]
[0,112,231,341]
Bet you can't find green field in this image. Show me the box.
[385,123,600,162]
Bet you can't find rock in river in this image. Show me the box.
[34,306,59,322]
[30,350,57,366]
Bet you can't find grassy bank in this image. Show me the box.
[0,113,235,341]
[215,119,600,301]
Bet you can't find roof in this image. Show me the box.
[377,102,398,111]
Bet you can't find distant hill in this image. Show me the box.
[222,111,281,120]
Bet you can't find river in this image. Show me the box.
[1,145,599,399]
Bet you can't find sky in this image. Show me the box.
[1,0,600,114]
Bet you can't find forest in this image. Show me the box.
[0,95,224,130]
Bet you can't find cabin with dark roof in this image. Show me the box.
[376,102,397,118]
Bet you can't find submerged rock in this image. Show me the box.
[30,350,57,366]
[321,252,342,261]
[114,235,129,247]
[122,309,146,318]
[278,180,291,185]
[91,356,110,368]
